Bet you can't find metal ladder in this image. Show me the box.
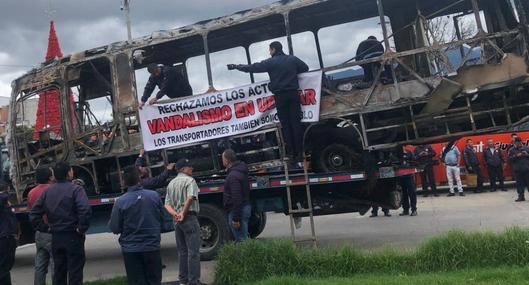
[279,127,317,246]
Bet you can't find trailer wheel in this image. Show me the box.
[313,143,362,172]
[198,203,231,261]
[248,211,267,238]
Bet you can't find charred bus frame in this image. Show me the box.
[8,0,529,202]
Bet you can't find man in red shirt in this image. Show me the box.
[27,167,54,285]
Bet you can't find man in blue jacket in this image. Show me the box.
[109,165,164,285]
[30,162,92,285]
[222,149,251,242]
[228,41,309,161]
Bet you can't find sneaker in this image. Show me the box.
[515,197,526,202]
[433,193,439,197]
[490,189,497,192]
[410,210,417,216]
[423,193,429,197]
[369,213,378,218]
[384,212,392,217]
[459,192,465,196]
[399,211,409,216]
[447,193,455,197]
[501,189,508,192]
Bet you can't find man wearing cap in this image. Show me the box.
[109,165,164,285]
[136,149,175,192]
[30,162,92,285]
[228,41,309,162]
[27,167,54,285]
[509,137,529,202]
[0,183,17,285]
[164,158,206,285]
[140,64,193,108]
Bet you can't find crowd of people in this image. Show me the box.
[0,147,251,285]
[372,133,529,219]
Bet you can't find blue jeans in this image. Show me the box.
[174,215,201,285]
[34,231,53,285]
[227,204,252,242]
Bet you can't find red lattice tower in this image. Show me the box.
[34,20,76,139]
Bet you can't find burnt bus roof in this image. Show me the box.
[12,0,471,90]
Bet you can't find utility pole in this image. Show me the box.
[121,0,133,42]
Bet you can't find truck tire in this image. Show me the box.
[197,203,232,261]
[248,211,267,238]
[313,143,362,172]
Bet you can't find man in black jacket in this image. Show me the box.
[356,36,385,82]
[228,41,309,161]
[222,149,251,242]
[30,162,92,285]
[140,64,193,108]
[463,139,484,193]
[413,144,438,197]
[509,137,529,202]
[483,138,506,192]
[399,149,417,216]
[0,186,17,285]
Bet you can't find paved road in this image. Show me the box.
[11,189,529,284]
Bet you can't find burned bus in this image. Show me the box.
[7,0,529,254]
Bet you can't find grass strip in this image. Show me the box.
[246,266,529,285]
[215,227,529,284]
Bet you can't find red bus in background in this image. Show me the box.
[407,131,529,188]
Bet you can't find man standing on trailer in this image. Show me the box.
[463,139,484,193]
[484,138,507,192]
[227,41,309,162]
[222,149,251,242]
[164,158,206,285]
[356,36,385,82]
[140,63,193,108]
[30,162,92,285]
[109,165,164,285]
[27,167,55,285]
[413,144,438,197]
[509,137,529,202]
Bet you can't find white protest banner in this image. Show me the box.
[139,71,322,151]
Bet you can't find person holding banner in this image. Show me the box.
[227,41,309,162]
[140,64,193,108]
[136,149,175,192]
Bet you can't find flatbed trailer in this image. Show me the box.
[13,166,419,260]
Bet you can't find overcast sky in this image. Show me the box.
[0,0,386,121]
